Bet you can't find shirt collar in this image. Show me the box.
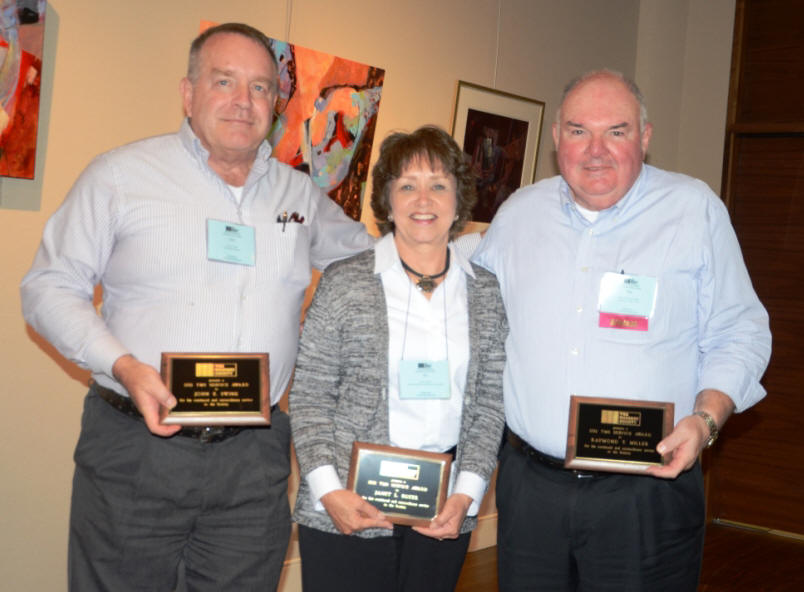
[178,117,274,171]
[560,163,648,221]
[373,233,476,279]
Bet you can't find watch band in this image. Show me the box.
[693,410,719,448]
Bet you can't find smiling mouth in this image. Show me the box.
[410,213,437,221]
[222,118,254,126]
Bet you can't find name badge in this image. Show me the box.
[207,219,256,266]
[399,360,451,400]
[598,272,657,331]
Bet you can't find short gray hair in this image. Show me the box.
[187,23,278,84]
[556,69,648,132]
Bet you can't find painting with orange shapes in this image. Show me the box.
[0,0,45,180]
[201,21,385,221]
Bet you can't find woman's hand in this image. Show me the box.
[413,493,472,540]
[320,489,394,535]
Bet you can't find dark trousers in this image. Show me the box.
[496,440,705,592]
[297,522,471,592]
[68,390,292,592]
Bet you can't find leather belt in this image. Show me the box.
[91,381,276,444]
[506,430,609,479]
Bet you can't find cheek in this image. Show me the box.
[557,146,580,168]
[441,194,458,218]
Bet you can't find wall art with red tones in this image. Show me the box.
[0,0,45,179]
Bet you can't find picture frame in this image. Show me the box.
[451,80,545,222]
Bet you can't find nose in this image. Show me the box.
[413,187,433,205]
[232,84,252,108]
[585,133,606,157]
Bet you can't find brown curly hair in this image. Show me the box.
[371,126,477,239]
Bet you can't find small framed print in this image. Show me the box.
[160,353,270,426]
[565,395,674,474]
[347,442,451,527]
[450,80,545,222]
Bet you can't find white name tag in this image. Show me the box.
[399,359,450,400]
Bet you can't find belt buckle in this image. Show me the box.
[197,426,224,443]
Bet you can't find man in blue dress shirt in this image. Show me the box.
[473,69,771,591]
[21,23,372,591]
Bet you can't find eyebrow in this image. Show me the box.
[566,120,630,131]
[210,68,273,85]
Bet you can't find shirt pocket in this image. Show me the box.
[594,269,695,346]
[256,222,312,286]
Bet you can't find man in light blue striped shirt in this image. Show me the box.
[21,23,372,591]
[474,69,770,591]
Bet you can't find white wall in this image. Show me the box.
[0,1,734,589]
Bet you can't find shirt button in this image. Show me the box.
[580,266,590,272]
[570,348,579,356]
[576,306,583,313]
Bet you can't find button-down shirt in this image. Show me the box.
[473,164,771,458]
[21,119,374,404]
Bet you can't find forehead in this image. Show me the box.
[398,154,449,176]
[197,33,276,77]
[561,75,640,126]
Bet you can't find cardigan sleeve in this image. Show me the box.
[289,264,347,477]
[456,268,508,481]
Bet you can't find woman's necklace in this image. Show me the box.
[399,250,450,293]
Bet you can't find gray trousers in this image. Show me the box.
[68,390,291,592]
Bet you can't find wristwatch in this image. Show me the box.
[693,411,719,448]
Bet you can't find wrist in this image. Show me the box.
[693,410,719,448]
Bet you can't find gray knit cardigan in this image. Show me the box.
[290,247,508,537]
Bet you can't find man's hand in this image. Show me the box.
[413,493,472,540]
[112,354,180,437]
[320,489,394,535]
[648,388,734,479]
[647,415,709,479]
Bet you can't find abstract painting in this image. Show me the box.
[0,0,45,179]
[201,22,385,220]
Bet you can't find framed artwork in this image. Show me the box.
[1,0,46,179]
[200,21,385,221]
[451,80,544,223]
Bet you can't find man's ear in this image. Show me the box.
[180,77,193,117]
[641,122,653,157]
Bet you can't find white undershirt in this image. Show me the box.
[227,184,243,204]
[574,200,600,222]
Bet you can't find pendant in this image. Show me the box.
[416,276,436,292]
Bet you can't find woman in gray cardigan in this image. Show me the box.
[290,126,507,592]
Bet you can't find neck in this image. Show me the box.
[394,238,450,276]
[207,155,255,187]
[395,238,451,295]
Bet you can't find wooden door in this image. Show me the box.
[708,0,804,535]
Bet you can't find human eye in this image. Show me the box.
[610,130,625,137]
[432,182,447,191]
[569,128,584,136]
[216,78,230,88]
